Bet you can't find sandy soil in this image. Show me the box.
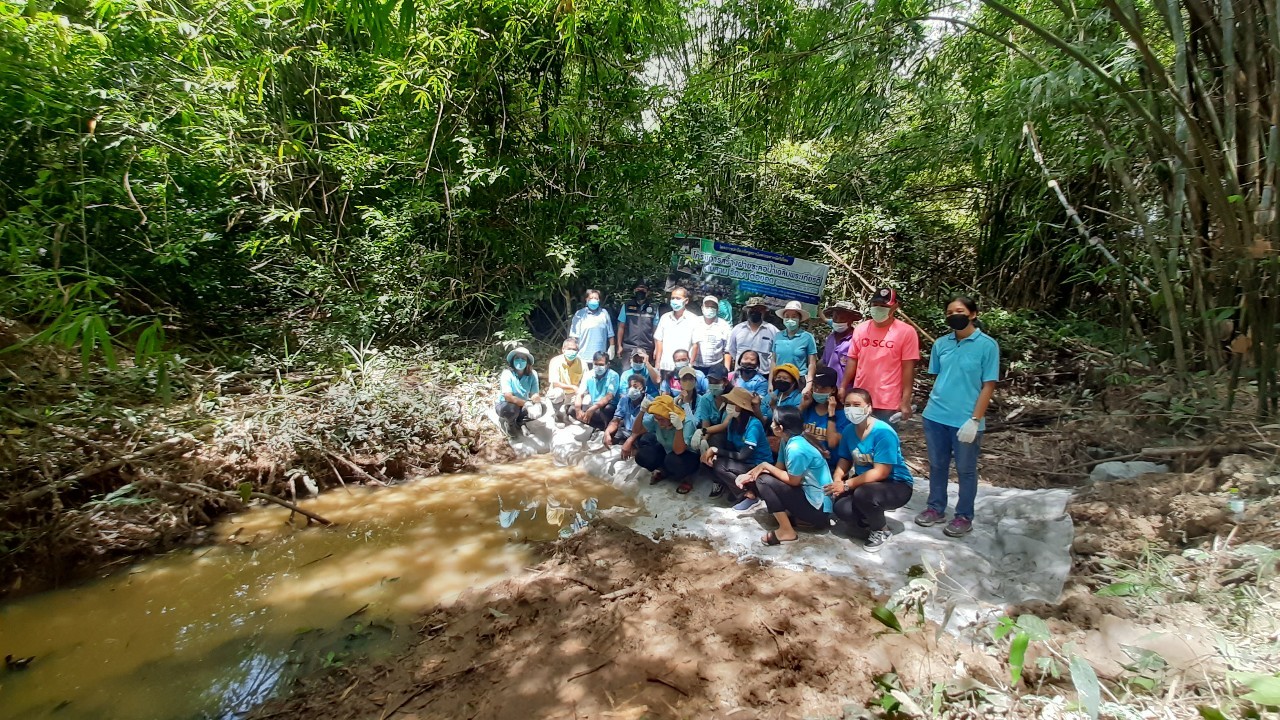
[253,522,999,720]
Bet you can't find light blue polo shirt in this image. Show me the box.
[772,330,818,375]
[835,419,914,485]
[497,368,539,404]
[641,411,697,448]
[579,369,620,405]
[695,393,726,428]
[922,329,1001,430]
[620,366,661,398]
[779,436,834,512]
[613,393,644,433]
[727,416,772,466]
[569,307,614,357]
[773,389,803,414]
[734,372,771,417]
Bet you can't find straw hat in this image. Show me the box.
[724,386,756,412]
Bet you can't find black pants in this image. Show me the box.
[753,475,828,526]
[635,435,699,480]
[833,481,913,531]
[709,455,755,500]
[570,404,615,430]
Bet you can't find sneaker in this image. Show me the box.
[914,508,946,527]
[943,517,973,537]
[732,497,760,513]
[864,528,892,552]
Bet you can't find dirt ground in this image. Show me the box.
[252,521,1000,720]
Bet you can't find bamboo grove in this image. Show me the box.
[0,0,1276,415]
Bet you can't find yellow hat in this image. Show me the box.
[772,363,801,385]
[645,394,686,421]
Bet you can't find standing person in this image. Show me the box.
[619,348,661,399]
[801,366,847,468]
[830,388,915,552]
[731,350,770,421]
[623,394,700,488]
[734,407,833,545]
[604,374,647,449]
[495,347,541,439]
[821,300,861,390]
[661,349,708,396]
[701,387,773,501]
[569,289,614,359]
[616,282,658,359]
[571,351,619,431]
[727,297,778,374]
[772,300,819,389]
[839,287,920,424]
[546,337,587,422]
[914,297,1000,538]
[654,286,699,375]
[692,295,732,374]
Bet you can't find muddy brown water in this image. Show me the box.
[0,457,633,720]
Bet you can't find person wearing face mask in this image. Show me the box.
[670,366,705,493]
[829,388,916,552]
[727,297,778,375]
[915,296,1000,538]
[546,337,587,423]
[653,285,699,374]
[734,407,833,543]
[619,348,661,399]
[495,347,541,439]
[569,289,615,360]
[626,394,700,488]
[771,300,819,391]
[767,363,805,453]
[701,386,773,501]
[691,295,733,375]
[730,350,770,421]
[839,287,920,425]
[694,365,731,449]
[821,300,862,390]
[661,348,708,396]
[801,366,847,469]
[604,374,648,449]
[571,351,620,431]
[616,282,658,360]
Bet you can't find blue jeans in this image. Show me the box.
[923,417,982,520]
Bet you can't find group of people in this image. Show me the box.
[495,282,1000,553]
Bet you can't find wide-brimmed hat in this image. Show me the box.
[505,347,534,365]
[724,386,756,412]
[778,300,810,323]
[743,297,769,311]
[772,363,801,384]
[823,300,864,320]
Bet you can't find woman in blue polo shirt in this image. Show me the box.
[571,351,620,431]
[914,296,1000,538]
[830,388,915,552]
[495,347,541,438]
[771,300,818,388]
[569,289,615,358]
[735,406,833,545]
[701,387,773,501]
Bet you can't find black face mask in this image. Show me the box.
[748,312,763,324]
[635,291,647,302]
[946,313,971,331]
[774,381,793,394]
[738,365,757,378]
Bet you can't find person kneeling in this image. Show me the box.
[605,374,648,449]
[570,351,619,431]
[735,407,833,545]
[622,394,699,488]
[700,387,773,501]
[496,347,541,439]
[829,388,916,552]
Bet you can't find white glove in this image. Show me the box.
[525,402,545,420]
[640,395,653,410]
[956,418,980,444]
[608,345,616,360]
[690,429,706,453]
[669,412,684,429]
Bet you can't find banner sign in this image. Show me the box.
[668,235,831,317]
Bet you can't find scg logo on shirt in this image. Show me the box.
[859,338,896,349]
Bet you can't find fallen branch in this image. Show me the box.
[600,585,640,601]
[325,450,384,485]
[25,436,194,503]
[566,657,614,682]
[170,481,335,527]
[379,660,499,719]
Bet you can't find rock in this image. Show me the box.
[1088,461,1168,483]
[1165,495,1227,539]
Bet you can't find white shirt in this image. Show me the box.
[692,317,732,366]
[654,309,699,370]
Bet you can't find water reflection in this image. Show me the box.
[0,457,632,720]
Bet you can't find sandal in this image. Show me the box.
[761,531,797,546]
[677,481,693,494]
[649,471,665,486]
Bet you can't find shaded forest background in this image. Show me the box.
[1,0,1276,414]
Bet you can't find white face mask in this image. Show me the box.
[845,406,870,425]
[869,306,892,323]
[832,322,849,332]
[703,306,718,319]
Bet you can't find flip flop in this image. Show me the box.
[676,481,693,494]
[761,531,797,546]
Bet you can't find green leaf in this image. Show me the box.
[1196,706,1229,720]
[1229,672,1280,706]
[1070,655,1101,720]
[1097,582,1139,596]
[871,606,902,632]
[1016,614,1051,642]
[1009,631,1030,686]
[237,482,252,503]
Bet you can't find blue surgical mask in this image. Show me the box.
[564,350,578,361]
[674,360,689,370]
[813,392,830,404]
[670,298,685,311]
[594,365,607,377]
[631,361,645,371]
[587,299,600,311]
[703,306,718,319]
[708,383,724,396]
[627,387,643,400]
[512,358,528,372]
[826,318,835,329]
[783,318,800,331]
[869,306,892,323]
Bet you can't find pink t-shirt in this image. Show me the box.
[848,319,922,410]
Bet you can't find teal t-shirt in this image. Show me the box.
[579,369,621,405]
[727,416,772,466]
[695,393,726,428]
[835,419,914,485]
[497,368,539,404]
[779,435,833,512]
[922,329,1001,429]
[773,330,818,375]
[803,405,848,467]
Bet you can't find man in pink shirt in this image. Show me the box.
[839,287,920,424]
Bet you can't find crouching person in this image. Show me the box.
[701,387,773,501]
[571,351,619,431]
[605,374,647,449]
[734,407,833,545]
[623,394,699,486]
[496,347,541,439]
[830,388,915,553]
